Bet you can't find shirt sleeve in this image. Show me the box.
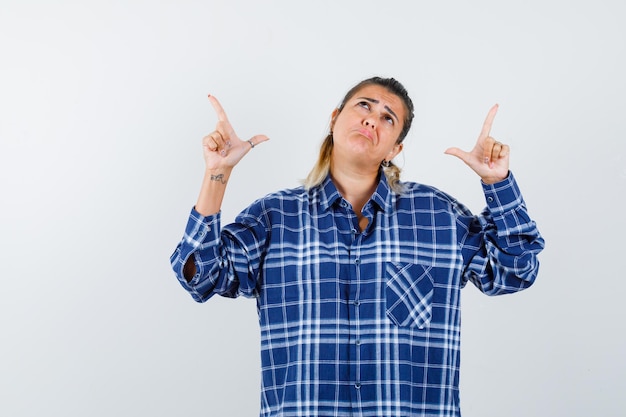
[169,206,266,302]
[456,171,545,295]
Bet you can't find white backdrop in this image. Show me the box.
[1,1,624,416]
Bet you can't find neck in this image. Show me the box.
[329,158,379,216]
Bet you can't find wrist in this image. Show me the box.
[481,171,509,185]
[204,167,232,182]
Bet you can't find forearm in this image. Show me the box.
[184,167,233,279]
[195,167,233,216]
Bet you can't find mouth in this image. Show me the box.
[356,128,373,141]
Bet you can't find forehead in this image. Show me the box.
[350,84,406,119]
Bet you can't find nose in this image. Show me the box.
[363,118,375,129]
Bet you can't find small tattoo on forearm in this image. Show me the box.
[210,174,226,184]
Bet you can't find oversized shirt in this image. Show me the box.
[170,171,544,417]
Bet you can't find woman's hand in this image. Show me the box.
[444,104,510,184]
[193,95,270,216]
[202,95,269,171]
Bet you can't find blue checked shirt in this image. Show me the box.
[170,171,544,417]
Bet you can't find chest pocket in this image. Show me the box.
[385,263,434,329]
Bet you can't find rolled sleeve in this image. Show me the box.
[170,208,223,301]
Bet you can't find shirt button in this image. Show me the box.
[351,228,357,234]
[354,300,360,307]
[355,259,360,265]
[487,196,494,203]
[355,339,361,346]
[355,382,361,389]
[198,230,205,237]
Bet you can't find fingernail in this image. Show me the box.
[226,140,232,147]
[484,157,490,164]
[220,150,226,156]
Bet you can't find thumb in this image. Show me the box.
[444,147,467,162]
[248,134,270,148]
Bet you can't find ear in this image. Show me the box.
[330,108,339,130]
[388,143,403,160]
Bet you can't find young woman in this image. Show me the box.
[170,77,545,417]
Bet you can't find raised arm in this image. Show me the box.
[182,95,269,280]
[196,95,269,215]
[445,105,544,293]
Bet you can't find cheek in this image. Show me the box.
[388,125,403,142]
[333,116,352,134]
[381,125,400,142]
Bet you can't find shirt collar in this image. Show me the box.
[317,170,393,213]
[370,172,393,213]
[318,175,343,211]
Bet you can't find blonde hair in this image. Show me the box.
[303,77,413,195]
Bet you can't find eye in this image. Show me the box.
[384,114,394,125]
[357,101,370,110]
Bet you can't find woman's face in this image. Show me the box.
[331,84,406,170]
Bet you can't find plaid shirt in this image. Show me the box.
[170,171,544,417]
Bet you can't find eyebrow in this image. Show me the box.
[356,97,400,123]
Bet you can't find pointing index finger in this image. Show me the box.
[479,104,499,140]
[208,94,229,122]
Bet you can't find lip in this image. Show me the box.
[356,128,373,140]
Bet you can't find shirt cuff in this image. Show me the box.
[481,171,524,216]
[183,207,221,248]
